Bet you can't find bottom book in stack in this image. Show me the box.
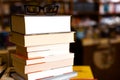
[11,71,77,80]
[10,67,77,80]
[11,53,75,80]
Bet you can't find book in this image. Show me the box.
[12,57,74,74]
[14,66,73,80]
[40,71,77,80]
[11,53,74,65]
[16,50,71,59]
[70,66,95,80]
[10,72,74,80]
[99,4,105,14]
[16,43,69,53]
[108,3,114,14]
[16,43,70,59]
[9,32,74,47]
[11,15,71,34]
[115,4,120,13]
[16,48,71,59]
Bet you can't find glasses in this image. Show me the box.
[24,3,59,15]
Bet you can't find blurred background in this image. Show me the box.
[0,0,120,80]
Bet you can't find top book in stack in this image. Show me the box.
[11,15,71,34]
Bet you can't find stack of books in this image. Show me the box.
[9,15,76,80]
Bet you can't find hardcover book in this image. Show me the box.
[16,43,69,53]
[16,50,71,59]
[11,53,74,65]
[11,15,71,34]
[12,57,74,74]
[16,43,70,59]
[9,32,74,47]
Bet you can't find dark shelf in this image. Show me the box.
[99,2,120,4]
[2,0,44,3]
[73,11,99,15]
[99,13,120,16]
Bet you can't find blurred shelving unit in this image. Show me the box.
[99,0,120,20]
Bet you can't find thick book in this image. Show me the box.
[16,50,71,59]
[14,66,73,80]
[9,32,74,47]
[16,43,70,59]
[11,53,74,65]
[12,57,74,74]
[11,15,71,34]
[16,43,69,53]
[40,71,77,80]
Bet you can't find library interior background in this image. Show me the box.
[1,0,120,80]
